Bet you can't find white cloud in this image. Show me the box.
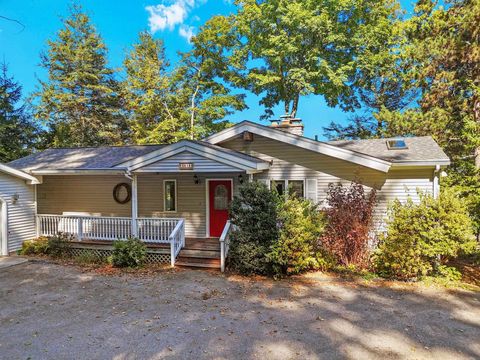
[179,24,195,42]
[145,0,197,33]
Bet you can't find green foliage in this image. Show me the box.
[0,62,41,162]
[122,31,243,144]
[109,238,146,268]
[35,5,126,147]
[228,181,279,275]
[269,196,328,275]
[374,190,477,279]
[193,0,400,119]
[20,233,73,258]
[229,182,332,276]
[20,236,50,255]
[47,232,74,258]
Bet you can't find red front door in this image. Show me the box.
[208,180,232,237]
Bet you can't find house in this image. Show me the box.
[0,118,450,270]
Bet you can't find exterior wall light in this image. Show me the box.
[238,174,244,184]
[194,174,200,184]
[12,193,19,204]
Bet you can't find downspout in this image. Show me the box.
[433,165,440,199]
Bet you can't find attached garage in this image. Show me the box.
[0,164,39,255]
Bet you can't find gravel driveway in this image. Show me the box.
[0,261,479,360]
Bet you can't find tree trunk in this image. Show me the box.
[291,94,299,118]
[190,85,199,140]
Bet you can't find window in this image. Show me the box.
[270,180,286,196]
[386,139,408,149]
[214,184,229,210]
[288,180,304,198]
[164,180,176,212]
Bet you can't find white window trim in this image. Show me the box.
[163,179,177,213]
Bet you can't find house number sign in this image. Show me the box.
[179,162,194,170]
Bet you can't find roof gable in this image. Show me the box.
[117,140,270,173]
[204,121,392,173]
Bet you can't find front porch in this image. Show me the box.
[36,214,230,268]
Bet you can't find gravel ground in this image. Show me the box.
[0,261,479,360]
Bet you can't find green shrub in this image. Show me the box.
[374,189,477,280]
[269,196,329,275]
[228,181,279,275]
[109,237,146,268]
[47,232,74,258]
[20,236,50,255]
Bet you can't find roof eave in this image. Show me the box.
[205,121,392,173]
[0,164,41,184]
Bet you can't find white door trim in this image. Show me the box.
[205,178,234,238]
[0,196,8,256]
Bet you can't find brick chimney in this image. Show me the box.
[270,115,304,136]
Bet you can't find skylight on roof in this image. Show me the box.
[386,139,408,150]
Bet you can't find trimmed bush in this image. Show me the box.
[47,232,74,258]
[20,236,50,255]
[269,196,329,275]
[109,237,146,268]
[322,182,376,268]
[374,189,477,280]
[228,181,279,275]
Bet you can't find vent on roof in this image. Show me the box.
[386,139,408,150]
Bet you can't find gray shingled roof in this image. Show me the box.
[8,145,165,171]
[8,141,269,172]
[326,136,450,163]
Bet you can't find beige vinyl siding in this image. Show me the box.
[138,151,243,173]
[38,175,132,217]
[37,173,242,238]
[0,173,36,253]
[221,136,434,230]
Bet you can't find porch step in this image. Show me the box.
[175,256,221,269]
[179,249,220,258]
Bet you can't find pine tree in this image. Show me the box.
[122,32,182,144]
[0,62,40,162]
[35,5,126,147]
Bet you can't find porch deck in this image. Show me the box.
[67,238,221,269]
[36,214,225,269]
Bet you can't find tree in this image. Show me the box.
[35,5,126,147]
[0,62,40,162]
[122,32,179,144]
[192,0,400,119]
[122,31,245,144]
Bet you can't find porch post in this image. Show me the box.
[131,174,138,237]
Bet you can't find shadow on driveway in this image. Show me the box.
[0,262,479,359]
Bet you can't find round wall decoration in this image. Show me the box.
[113,183,132,204]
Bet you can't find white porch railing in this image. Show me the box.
[219,220,233,272]
[168,219,185,267]
[36,214,185,265]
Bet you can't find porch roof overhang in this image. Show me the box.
[204,121,393,173]
[116,140,271,173]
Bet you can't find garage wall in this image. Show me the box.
[0,173,36,254]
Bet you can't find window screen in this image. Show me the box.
[288,180,304,198]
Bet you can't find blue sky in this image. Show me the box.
[0,0,416,140]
